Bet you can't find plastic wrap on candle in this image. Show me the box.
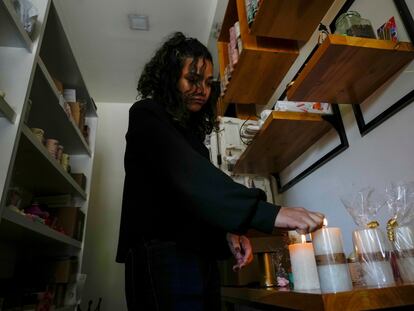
[394,226,414,283]
[288,242,320,290]
[312,227,353,293]
[385,182,414,283]
[353,228,395,287]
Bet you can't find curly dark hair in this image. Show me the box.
[137,32,218,140]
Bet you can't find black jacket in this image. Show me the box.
[116,99,279,263]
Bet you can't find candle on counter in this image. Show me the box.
[288,233,320,291]
[394,226,414,283]
[353,228,395,287]
[312,219,353,293]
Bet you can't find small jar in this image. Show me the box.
[335,11,376,39]
[46,139,59,158]
[30,127,45,144]
[61,153,70,171]
[56,145,64,161]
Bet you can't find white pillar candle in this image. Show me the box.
[353,228,395,287]
[312,227,353,293]
[288,235,320,291]
[394,226,414,283]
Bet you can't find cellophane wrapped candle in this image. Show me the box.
[341,187,395,287]
[312,227,353,292]
[385,182,414,284]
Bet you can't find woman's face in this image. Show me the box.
[177,57,213,113]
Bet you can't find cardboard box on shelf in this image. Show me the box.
[53,78,64,94]
[69,102,81,127]
[54,258,78,283]
[70,173,87,191]
[56,207,85,241]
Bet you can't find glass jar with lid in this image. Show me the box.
[335,11,376,39]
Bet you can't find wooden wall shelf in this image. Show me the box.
[233,111,332,175]
[287,35,414,105]
[249,0,335,41]
[217,0,298,115]
[222,284,414,310]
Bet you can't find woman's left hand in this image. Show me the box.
[226,233,253,271]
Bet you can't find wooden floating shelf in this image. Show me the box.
[13,125,87,199]
[217,0,298,115]
[222,284,414,311]
[233,111,331,175]
[0,0,33,50]
[1,208,81,249]
[287,35,414,105]
[0,95,16,123]
[249,0,335,41]
[28,57,91,156]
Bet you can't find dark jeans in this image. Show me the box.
[125,239,222,311]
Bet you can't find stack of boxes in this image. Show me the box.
[221,21,242,97]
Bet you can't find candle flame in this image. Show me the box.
[301,234,306,244]
[323,218,328,227]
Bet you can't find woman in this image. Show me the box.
[116,32,324,310]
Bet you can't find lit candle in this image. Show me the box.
[288,233,320,290]
[394,226,414,283]
[353,228,395,287]
[312,219,353,293]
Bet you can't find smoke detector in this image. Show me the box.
[128,14,149,31]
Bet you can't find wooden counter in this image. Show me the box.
[222,284,414,310]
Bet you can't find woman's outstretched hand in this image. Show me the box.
[226,233,253,271]
[274,207,324,234]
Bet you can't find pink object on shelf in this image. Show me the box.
[25,203,49,219]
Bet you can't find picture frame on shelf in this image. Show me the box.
[330,0,414,136]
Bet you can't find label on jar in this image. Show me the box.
[348,261,365,287]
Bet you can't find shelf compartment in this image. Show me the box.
[249,0,335,41]
[1,208,81,249]
[12,125,87,199]
[287,35,414,105]
[233,111,332,175]
[0,95,16,123]
[39,3,96,117]
[27,58,91,156]
[217,0,298,115]
[0,0,32,50]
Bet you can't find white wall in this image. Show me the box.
[81,102,132,311]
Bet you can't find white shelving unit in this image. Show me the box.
[0,0,97,308]
[0,0,49,217]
